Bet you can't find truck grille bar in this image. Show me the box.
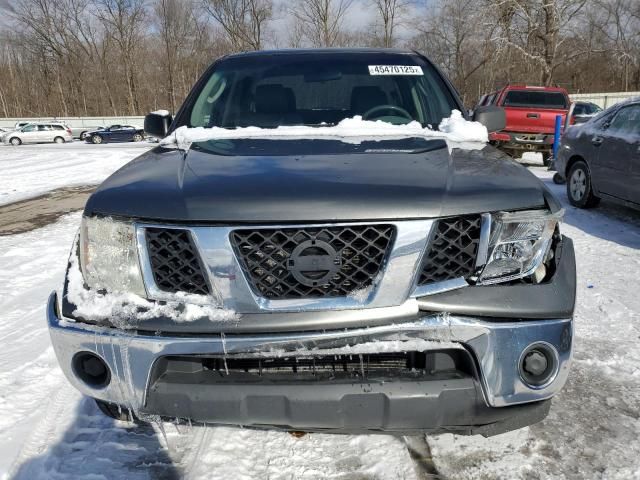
[145,228,211,295]
[417,215,481,285]
[230,225,396,299]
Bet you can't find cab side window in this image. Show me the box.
[22,125,36,132]
[607,106,640,136]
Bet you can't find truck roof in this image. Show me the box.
[224,47,419,59]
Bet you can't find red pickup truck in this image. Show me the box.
[478,85,570,166]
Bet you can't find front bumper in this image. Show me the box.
[48,292,572,435]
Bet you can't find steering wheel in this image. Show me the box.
[362,104,413,122]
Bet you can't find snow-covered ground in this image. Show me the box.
[0,142,152,206]
[0,145,639,479]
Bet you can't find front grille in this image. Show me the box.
[145,228,210,295]
[231,225,395,299]
[418,216,481,285]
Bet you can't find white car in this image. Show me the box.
[3,122,73,145]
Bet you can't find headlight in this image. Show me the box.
[478,209,563,284]
[79,216,146,296]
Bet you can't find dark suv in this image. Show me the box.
[48,49,575,436]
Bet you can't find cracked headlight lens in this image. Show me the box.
[479,209,563,284]
[79,216,146,296]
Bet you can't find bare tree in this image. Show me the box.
[595,0,640,91]
[203,0,272,50]
[412,0,496,104]
[371,0,410,47]
[0,0,638,117]
[290,0,354,47]
[489,0,589,85]
[95,0,147,114]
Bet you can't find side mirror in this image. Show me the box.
[473,105,506,133]
[144,110,173,138]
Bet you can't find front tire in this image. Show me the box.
[91,134,103,144]
[132,133,143,142]
[80,131,88,140]
[9,137,21,146]
[567,161,600,208]
[53,136,65,144]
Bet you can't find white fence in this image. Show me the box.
[569,91,640,109]
[0,116,145,129]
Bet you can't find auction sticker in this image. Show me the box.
[368,65,423,75]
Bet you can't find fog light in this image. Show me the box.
[523,350,548,376]
[519,343,558,388]
[73,352,111,388]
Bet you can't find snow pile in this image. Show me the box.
[438,109,489,142]
[0,143,150,206]
[66,252,238,325]
[291,338,460,356]
[161,110,488,149]
[347,271,384,303]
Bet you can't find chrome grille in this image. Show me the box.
[418,216,481,285]
[230,225,395,299]
[145,228,210,295]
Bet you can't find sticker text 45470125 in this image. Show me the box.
[368,65,424,75]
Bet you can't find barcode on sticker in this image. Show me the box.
[368,65,423,75]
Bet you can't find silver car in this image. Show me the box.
[2,122,73,145]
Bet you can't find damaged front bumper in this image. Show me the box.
[48,291,572,435]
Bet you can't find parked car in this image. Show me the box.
[49,49,574,437]
[555,97,640,209]
[85,124,144,144]
[2,122,73,145]
[570,101,603,125]
[479,85,571,165]
[68,125,105,140]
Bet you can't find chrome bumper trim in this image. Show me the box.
[48,292,572,412]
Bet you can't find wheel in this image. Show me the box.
[80,131,88,140]
[553,173,565,184]
[95,399,138,422]
[542,152,552,167]
[53,136,65,144]
[132,133,143,142]
[9,137,21,146]
[91,134,103,144]
[567,161,600,208]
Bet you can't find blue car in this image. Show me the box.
[85,125,145,144]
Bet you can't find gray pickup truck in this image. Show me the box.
[48,49,575,436]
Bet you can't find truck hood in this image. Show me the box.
[85,138,548,222]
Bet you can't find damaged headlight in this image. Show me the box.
[79,216,146,296]
[478,209,563,284]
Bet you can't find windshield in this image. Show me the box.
[186,53,459,130]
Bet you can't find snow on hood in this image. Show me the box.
[66,250,238,326]
[160,110,488,150]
